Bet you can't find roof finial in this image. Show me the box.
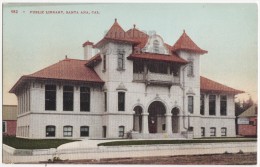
[115,18,117,22]
[183,29,185,33]
[65,55,68,59]
[133,24,136,29]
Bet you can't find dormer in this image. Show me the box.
[142,34,170,54]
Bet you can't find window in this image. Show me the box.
[119,126,125,137]
[148,63,167,74]
[103,54,106,71]
[187,61,194,76]
[220,95,227,116]
[210,127,216,137]
[117,49,125,70]
[200,94,205,115]
[104,92,107,112]
[80,126,89,137]
[118,92,125,111]
[46,125,55,137]
[188,96,194,113]
[153,40,159,53]
[201,127,205,137]
[80,87,90,112]
[63,86,74,111]
[133,61,144,73]
[162,124,166,131]
[221,127,227,136]
[209,95,216,115]
[45,85,56,110]
[2,121,6,133]
[63,126,73,137]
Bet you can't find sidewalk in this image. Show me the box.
[3,140,257,164]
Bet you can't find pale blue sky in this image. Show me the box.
[3,3,258,104]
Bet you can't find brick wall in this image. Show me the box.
[238,117,257,136]
[3,120,17,136]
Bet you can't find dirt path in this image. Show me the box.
[42,152,257,165]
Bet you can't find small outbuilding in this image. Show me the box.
[237,105,257,137]
[3,105,17,136]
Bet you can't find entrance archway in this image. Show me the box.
[171,107,180,133]
[133,106,143,132]
[148,101,166,133]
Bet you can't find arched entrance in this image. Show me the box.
[171,107,180,133]
[133,106,143,132]
[148,101,166,133]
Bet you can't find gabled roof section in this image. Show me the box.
[172,30,208,54]
[200,76,244,94]
[238,105,257,118]
[126,26,149,50]
[128,52,188,64]
[94,19,139,48]
[10,58,104,93]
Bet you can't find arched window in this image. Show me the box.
[153,40,159,53]
[80,126,89,137]
[63,126,73,137]
[46,125,55,137]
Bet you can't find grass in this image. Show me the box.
[98,139,257,146]
[3,136,79,149]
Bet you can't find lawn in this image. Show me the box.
[3,136,79,149]
[98,138,257,146]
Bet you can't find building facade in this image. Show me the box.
[3,105,17,136]
[10,19,244,139]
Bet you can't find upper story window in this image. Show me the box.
[63,86,74,111]
[153,40,159,53]
[220,95,227,116]
[133,61,144,74]
[187,60,194,77]
[117,49,125,70]
[80,87,90,112]
[209,95,216,115]
[45,85,56,111]
[200,94,205,115]
[103,54,106,72]
[118,92,125,111]
[148,63,167,74]
[188,96,194,114]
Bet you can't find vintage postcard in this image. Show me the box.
[2,2,258,165]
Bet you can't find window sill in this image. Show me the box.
[117,68,126,71]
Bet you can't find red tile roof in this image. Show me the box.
[94,19,139,48]
[10,58,104,93]
[200,76,244,94]
[128,53,188,64]
[126,27,149,50]
[172,30,208,54]
[86,53,102,67]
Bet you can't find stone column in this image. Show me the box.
[142,113,149,134]
[165,113,172,134]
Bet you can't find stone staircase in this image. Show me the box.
[131,132,188,140]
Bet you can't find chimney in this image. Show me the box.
[82,41,94,60]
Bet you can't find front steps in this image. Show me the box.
[131,132,188,139]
